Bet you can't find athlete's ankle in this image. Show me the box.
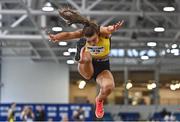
[96,97,104,102]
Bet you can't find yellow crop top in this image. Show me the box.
[85,36,111,59]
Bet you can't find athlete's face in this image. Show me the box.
[86,33,99,44]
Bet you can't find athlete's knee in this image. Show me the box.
[101,81,115,94]
[78,68,92,80]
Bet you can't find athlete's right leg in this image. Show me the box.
[78,47,94,80]
[75,38,94,80]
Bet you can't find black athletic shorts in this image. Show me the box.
[92,57,110,80]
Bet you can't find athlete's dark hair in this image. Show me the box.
[59,8,99,37]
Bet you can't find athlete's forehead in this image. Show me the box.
[86,34,98,42]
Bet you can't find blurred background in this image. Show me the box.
[0,0,180,121]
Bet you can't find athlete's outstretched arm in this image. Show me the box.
[100,20,124,35]
[48,29,83,43]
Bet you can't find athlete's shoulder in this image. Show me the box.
[99,26,112,36]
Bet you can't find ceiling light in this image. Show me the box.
[163,7,175,12]
[147,84,153,90]
[66,60,74,64]
[141,55,149,60]
[171,44,177,49]
[63,52,70,56]
[151,83,157,89]
[58,41,67,46]
[42,2,54,12]
[175,83,180,89]
[68,48,77,53]
[126,82,133,89]
[171,49,179,54]
[52,27,62,32]
[170,84,176,91]
[154,27,165,32]
[79,80,86,89]
[147,83,156,90]
[147,42,157,47]
[174,52,179,56]
[166,49,171,53]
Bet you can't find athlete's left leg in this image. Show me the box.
[95,70,115,118]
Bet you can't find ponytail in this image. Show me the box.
[59,8,89,25]
[59,8,100,36]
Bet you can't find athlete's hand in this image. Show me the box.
[48,33,59,43]
[107,20,124,32]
